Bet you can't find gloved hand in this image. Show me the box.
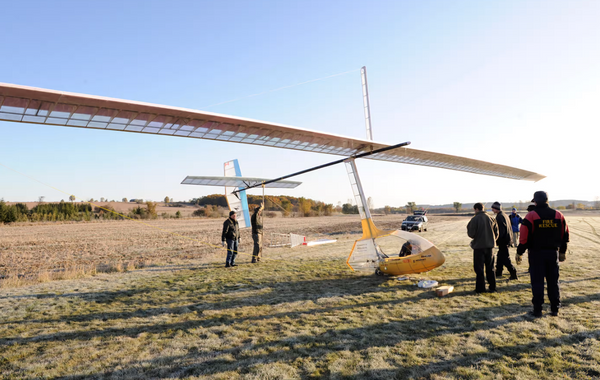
[221,241,225,247]
[515,254,523,265]
[559,252,566,262]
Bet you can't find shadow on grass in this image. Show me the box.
[49,306,600,379]
[3,291,600,375]
[0,268,542,330]
[0,273,440,330]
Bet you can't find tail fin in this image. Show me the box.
[224,159,251,229]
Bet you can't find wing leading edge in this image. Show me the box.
[0,83,544,182]
[181,176,302,189]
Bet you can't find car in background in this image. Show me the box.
[401,214,428,232]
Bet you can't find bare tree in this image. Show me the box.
[453,202,462,213]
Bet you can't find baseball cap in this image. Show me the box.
[531,191,548,203]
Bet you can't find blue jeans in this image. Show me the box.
[226,239,238,266]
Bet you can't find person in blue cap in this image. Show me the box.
[516,191,570,317]
[509,207,523,247]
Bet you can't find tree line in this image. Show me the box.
[192,194,336,217]
[0,200,95,223]
[0,200,172,224]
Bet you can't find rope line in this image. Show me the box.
[200,68,360,109]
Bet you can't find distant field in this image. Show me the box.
[0,214,401,285]
[1,213,599,378]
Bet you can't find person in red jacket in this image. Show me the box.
[516,191,569,317]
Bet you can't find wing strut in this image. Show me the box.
[233,140,411,194]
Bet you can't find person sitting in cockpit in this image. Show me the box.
[399,241,413,257]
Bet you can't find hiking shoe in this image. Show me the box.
[531,310,542,318]
[550,310,559,317]
[509,274,519,280]
[231,264,238,267]
[487,289,498,293]
[225,264,231,268]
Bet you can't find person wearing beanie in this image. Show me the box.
[491,202,518,280]
[467,202,499,293]
[251,203,264,263]
[517,191,570,317]
[509,207,523,247]
[222,210,240,267]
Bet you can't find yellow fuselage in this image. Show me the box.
[379,245,445,276]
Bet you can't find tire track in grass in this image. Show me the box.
[569,230,600,245]
[583,219,599,237]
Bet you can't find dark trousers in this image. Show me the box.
[496,245,517,276]
[473,248,496,292]
[226,239,238,266]
[252,233,262,262]
[528,249,560,311]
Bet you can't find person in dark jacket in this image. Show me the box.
[467,202,499,293]
[509,207,523,247]
[222,211,240,267]
[399,241,412,257]
[492,202,518,280]
[516,191,569,317]
[251,203,264,263]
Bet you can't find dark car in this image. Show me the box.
[401,215,428,232]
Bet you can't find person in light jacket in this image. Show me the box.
[467,202,499,293]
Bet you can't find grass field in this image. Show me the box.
[1,213,599,379]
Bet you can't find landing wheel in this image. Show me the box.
[375,268,384,276]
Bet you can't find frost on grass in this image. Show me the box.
[1,215,600,379]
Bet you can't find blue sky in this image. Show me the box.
[1,0,599,207]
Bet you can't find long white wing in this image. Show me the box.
[181,176,302,189]
[0,83,544,181]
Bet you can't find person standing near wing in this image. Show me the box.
[492,202,518,280]
[222,211,240,268]
[516,191,569,317]
[251,203,264,263]
[467,202,499,293]
[510,207,523,247]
